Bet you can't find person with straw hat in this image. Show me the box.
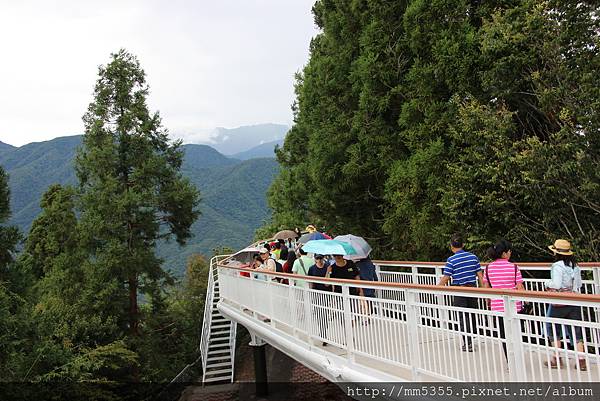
[544,239,586,371]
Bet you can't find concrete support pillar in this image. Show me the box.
[250,334,268,397]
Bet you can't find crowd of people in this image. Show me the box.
[242,229,587,371]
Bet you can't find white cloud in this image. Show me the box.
[0,0,317,146]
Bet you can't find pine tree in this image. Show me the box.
[75,49,200,379]
[0,167,19,273]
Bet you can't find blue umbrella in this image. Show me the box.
[302,239,357,256]
[298,231,328,244]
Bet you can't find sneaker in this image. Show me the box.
[263,318,271,323]
[576,359,587,372]
[462,345,474,352]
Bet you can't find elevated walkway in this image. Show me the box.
[200,257,600,386]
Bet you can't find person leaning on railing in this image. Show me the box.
[544,239,586,371]
[437,233,483,352]
[256,247,276,281]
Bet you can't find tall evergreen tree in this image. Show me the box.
[0,166,26,380]
[0,167,19,273]
[75,49,200,379]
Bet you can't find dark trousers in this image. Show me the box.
[311,291,333,340]
[453,295,478,346]
[496,316,507,360]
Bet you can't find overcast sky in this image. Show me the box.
[0,0,318,147]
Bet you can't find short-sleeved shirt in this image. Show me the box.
[330,260,360,295]
[356,258,378,297]
[308,264,331,292]
[483,259,523,312]
[443,249,481,285]
[292,256,313,288]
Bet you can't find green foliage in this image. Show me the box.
[0,167,20,270]
[136,254,208,380]
[38,340,139,382]
[268,0,600,261]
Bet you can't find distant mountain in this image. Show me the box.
[158,158,279,271]
[203,123,288,155]
[0,135,279,276]
[0,136,81,230]
[231,139,284,160]
[0,141,15,154]
[181,144,238,170]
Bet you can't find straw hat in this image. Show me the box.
[548,239,573,256]
[305,224,317,233]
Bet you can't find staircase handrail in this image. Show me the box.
[199,254,231,381]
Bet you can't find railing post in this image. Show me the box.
[411,265,419,284]
[405,289,422,380]
[289,284,299,338]
[266,277,275,327]
[303,286,314,345]
[503,297,526,381]
[375,263,382,298]
[593,267,600,296]
[434,267,448,329]
[342,285,355,362]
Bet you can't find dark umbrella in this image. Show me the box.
[273,230,298,240]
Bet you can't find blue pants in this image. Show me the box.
[545,305,584,343]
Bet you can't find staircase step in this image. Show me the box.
[203,376,231,383]
[207,349,231,356]
[207,356,232,362]
[210,337,229,343]
[210,330,230,336]
[208,343,230,349]
[205,368,233,376]
[206,361,232,369]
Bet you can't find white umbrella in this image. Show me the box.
[334,234,372,260]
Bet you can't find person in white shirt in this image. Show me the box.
[544,239,586,371]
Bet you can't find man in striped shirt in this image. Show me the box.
[438,233,483,352]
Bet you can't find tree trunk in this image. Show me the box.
[129,273,140,381]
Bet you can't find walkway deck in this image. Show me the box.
[212,259,600,384]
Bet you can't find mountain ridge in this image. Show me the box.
[231,139,284,160]
[0,135,278,276]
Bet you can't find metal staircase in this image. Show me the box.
[199,255,237,384]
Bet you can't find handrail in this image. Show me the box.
[216,262,600,382]
[373,260,600,268]
[216,263,600,304]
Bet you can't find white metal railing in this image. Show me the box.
[199,255,231,382]
[217,263,600,383]
[375,261,600,350]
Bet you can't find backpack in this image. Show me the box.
[275,260,283,273]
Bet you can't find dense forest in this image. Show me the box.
[265,0,600,262]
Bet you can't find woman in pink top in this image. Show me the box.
[483,239,524,361]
